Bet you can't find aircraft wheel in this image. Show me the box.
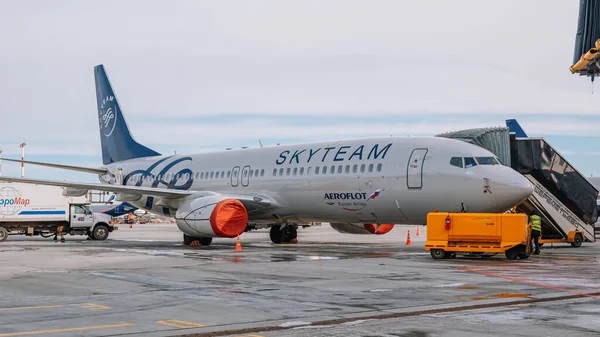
[270,225,284,244]
[0,227,7,242]
[430,249,446,260]
[284,225,297,243]
[183,234,194,246]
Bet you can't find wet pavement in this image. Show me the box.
[0,224,599,337]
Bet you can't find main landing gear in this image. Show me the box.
[183,234,213,246]
[270,224,298,244]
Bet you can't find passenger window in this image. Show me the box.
[338,165,343,174]
[221,171,225,179]
[345,165,350,173]
[210,172,214,179]
[249,170,253,177]
[299,167,304,175]
[368,164,374,172]
[360,164,366,173]
[260,169,264,177]
[377,163,382,172]
[273,168,277,176]
[227,171,231,178]
[450,157,463,168]
[331,165,335,174]
[307,167,312,175]
[286,168,291,176]
[353,165,358,173]
[315,166,320,174]
[279,168,284,176]
[293,167,298,175]
[464,157,477,168]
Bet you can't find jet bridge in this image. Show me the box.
[437,127,598,246]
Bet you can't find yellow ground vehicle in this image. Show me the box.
[424,212,532,260]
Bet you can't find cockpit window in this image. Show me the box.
[450,157,463,168]
[464,157,477,168]
[476,157,500,165]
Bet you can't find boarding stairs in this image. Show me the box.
[438,128,599,244]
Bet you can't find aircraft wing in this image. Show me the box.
[0,158,107,175]
[0,176,191,199]
[0,176,279,213]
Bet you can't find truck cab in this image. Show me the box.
[69,203,116,240]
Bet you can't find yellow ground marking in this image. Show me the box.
[157,320,206,329]
[0,305,64,312]
[73,303,111,310]
[0,323,135,337]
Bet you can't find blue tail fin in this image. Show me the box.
[505,119,528,138]
[94,64,161,165]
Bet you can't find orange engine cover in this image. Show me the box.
[363,223,394,235]
[175,196,248,238]
[209,199,249,238]
[330,222,395,235]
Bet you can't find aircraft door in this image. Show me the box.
[241,165,251,187]
[231,166,240,187]
[407,148,428,189]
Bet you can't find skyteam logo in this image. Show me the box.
[99,95,117,137]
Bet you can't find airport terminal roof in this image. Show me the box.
[436,126,511,166]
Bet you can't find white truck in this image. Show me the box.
[0,182,117,242]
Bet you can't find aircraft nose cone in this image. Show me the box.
[495,170,533,210]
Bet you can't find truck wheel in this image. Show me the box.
[0,227,7,242]
[92,225,109,241]
[518,253,529,260]
[430,249,446,260]
[571,233,583,248]
[505,248,519,260]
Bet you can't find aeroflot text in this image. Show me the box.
[276,143,392,165]
[0,197,31,207]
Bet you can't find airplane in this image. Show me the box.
[89,194,141,217]
[0,64,533,246]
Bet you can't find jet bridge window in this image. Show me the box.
[464,157,477,168]
[450,157,463,168]
[475,157,500,165]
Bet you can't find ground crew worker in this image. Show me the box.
[53,225,65,243]
[128,213,135,228]
[529,210,542,254]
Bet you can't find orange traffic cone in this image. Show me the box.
[416,226,421,237]
[235,235,242,251]
[406,230,412,245]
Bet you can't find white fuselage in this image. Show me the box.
[101,136,532,226]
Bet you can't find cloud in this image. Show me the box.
[0,0,599,179]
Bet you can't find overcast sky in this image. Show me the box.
[0,0,598,183]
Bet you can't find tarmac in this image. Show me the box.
[0,223,599,337]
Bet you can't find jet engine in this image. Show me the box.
[175,195,248,238]
[330,222,394,235]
